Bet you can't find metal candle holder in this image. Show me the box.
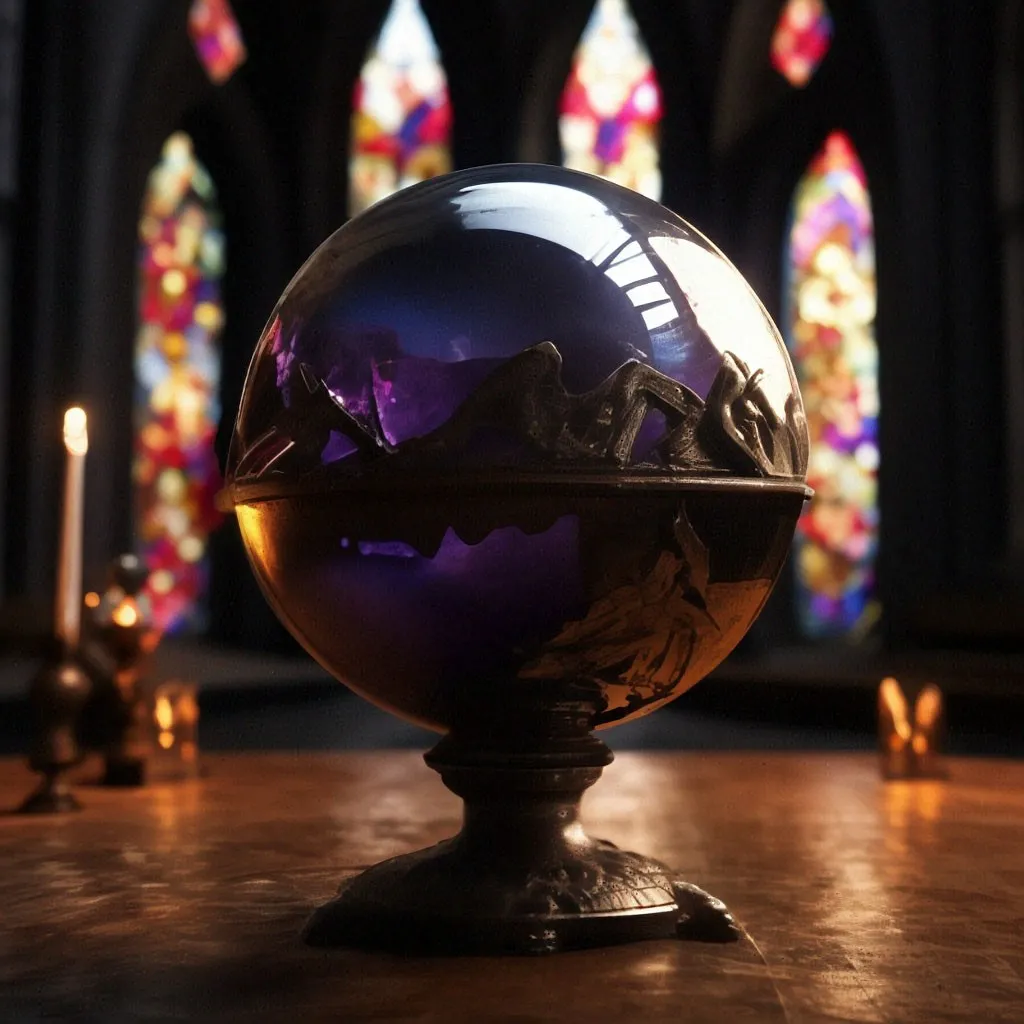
[78,554,155,787]
[878,677,946,780]
[19,409,91,814]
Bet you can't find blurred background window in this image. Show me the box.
[559,0,662,202]
[134,132,226,635]
[784,131,879,642]
[349,0,453,216]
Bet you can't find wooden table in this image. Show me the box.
[1,752,1022,1023]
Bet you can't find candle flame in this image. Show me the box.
[879,677,945,776]
[111,597,139,628]
[64,407,88,455]
[915,684,943,732]
[880,677,912,746]
[155,695,175,731]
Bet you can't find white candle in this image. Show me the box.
[55,407,88,651]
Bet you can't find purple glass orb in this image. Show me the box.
[223,164,809,732]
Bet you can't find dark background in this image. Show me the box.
[0,0,1022,754]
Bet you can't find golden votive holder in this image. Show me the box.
[146,680,200,781]
[878,677,946,780]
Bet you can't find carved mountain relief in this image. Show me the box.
[234,341,808,482]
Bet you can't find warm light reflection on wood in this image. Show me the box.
[884,778,945,827]
[1,752,1020,1018]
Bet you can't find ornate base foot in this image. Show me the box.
[673,880,741,943]
[17,774,81,814]
[304,705,739,955]
[304,838,738,954]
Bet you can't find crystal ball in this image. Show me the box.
[223,164,809,732]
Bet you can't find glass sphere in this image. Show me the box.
[224,164,809,732]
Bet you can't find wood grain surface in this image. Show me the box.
[1,751,1022,1023]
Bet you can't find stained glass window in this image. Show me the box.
[559,0,662,201]
[134,132,226,633]
[785,131,879,640]
[188,0,247,85]
[771,0,833,88]
[349,0,453,217]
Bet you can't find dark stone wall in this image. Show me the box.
[0,0,23,602]
[1,0,1018,655]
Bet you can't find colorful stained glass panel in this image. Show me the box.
[134,132,226,633]
[771,0,833,88]
[785,131,879,639]
[188,0,247,85]
[349,0,453,217]
[559,0,662,201]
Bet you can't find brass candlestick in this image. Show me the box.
[78,554,156,787]
[19,408,92,814]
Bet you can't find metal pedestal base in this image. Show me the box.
[17,774,81,814]
[305,838,738,955]
[304,714,739,955]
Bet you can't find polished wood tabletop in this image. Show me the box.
[1,750,1022,1023]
